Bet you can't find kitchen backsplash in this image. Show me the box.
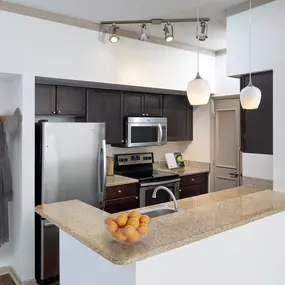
[107,141,190,162]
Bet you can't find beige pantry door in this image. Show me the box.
[212,98,241,192]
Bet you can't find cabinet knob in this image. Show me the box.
[135,196,139,200]
[192,178,195,182]
[179,189,182,192]
[52,111,56,114]
[118,190,122,194]
[146,114,149,116]
[57,110,61,114]
[121,140,124,143]
[142,114,145,116]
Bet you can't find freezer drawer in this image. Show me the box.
[41,220,59,280]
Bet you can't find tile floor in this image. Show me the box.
[0,275,16,285]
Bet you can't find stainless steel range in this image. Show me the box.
[114,153,180,207]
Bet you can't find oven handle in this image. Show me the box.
[158,124,163,145]
[140,178,180,188]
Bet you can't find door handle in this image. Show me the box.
[158,124,163,145]
[229,172,239,178]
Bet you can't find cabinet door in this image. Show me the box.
[104,196,139,214]
[35,84,56,115]
[179,184,207,199]
[87,89,123,144]
[144,94,163,117]
[123,92,144,117]
[241,71,273,155]
[163,95,190,141]
[56,86,86,116]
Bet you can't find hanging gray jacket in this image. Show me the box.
[0,119,13,247]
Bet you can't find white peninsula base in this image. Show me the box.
[60,211,285,285]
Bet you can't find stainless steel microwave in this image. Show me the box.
[125,117,167,148]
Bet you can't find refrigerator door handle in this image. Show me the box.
[100,139,107,205]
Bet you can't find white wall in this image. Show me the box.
[215,54,240,96]
[227,1,282,184]
[0,11,216,281]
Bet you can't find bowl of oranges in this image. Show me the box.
[104,210,151,244]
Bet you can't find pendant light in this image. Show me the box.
[240,0,261,110]
[187,7,211,106]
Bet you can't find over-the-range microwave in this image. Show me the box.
[124,117,167,148]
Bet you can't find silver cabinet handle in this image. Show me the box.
[52,111,56,114]
[118,190,122,193]
[57,110,61,114]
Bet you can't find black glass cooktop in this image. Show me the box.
[116,169,179,183]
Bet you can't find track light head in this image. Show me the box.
[109,24,120,43]
[139,23,150,41]
[196,21,208,41]
[163,22,174,42]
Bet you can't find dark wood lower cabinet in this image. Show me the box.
[104,196,139,214]
[104,183,139,213]
[179,173,208,199]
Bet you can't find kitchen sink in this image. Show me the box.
[141,206,177,218]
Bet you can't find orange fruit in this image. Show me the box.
[113,229,127,242]
[108,222,118,234]
[124,225,136,238]
[105,217,115,225]
[138,224,149,235]
[128,210,141,219]
[127,218,140,229]
[126,230,141,243]
[140,215,151,225]
[116,214,128,227]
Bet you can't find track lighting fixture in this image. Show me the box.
[196,21,208,41]
[139,24,149,41]
[164,22,174,42]
[102,17,210,44]
[109,24,120,43]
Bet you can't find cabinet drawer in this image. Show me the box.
[180,173,208,187]
[105,183,139,200]
[104,196,139,214]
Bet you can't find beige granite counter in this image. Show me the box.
[106,175,138,187]
[154,160,210,176]
[155,166,209,176]
[35,186,285,266]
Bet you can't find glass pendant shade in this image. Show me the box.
[187,73,211,105]
[240,83,261,110]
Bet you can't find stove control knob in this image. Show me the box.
[119,159,124,163]
[143,157,148,160]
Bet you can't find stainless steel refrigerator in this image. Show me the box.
[35,122,106,284]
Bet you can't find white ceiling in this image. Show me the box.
[3,0,250,51]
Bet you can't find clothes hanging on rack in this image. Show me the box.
[0,118,13,247]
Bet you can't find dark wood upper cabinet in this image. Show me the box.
[56,86,86,116]
[86,89,123,144]
[123,92,144,117]
[35,84,56,115]
[163,94,193,141]
[144,94,163,117]
[241,71,273,155]
[123,92,163,117]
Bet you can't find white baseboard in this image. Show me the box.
[0,266,38,285]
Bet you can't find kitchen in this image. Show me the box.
[0,0,281,285]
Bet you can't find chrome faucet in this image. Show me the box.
[152,186,179,212]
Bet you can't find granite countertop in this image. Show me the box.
[155,166,209,176]
[106,175,138,187]
[35,187,285,266]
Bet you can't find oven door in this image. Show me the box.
[126,119,167,148]
[139,179,180,207]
